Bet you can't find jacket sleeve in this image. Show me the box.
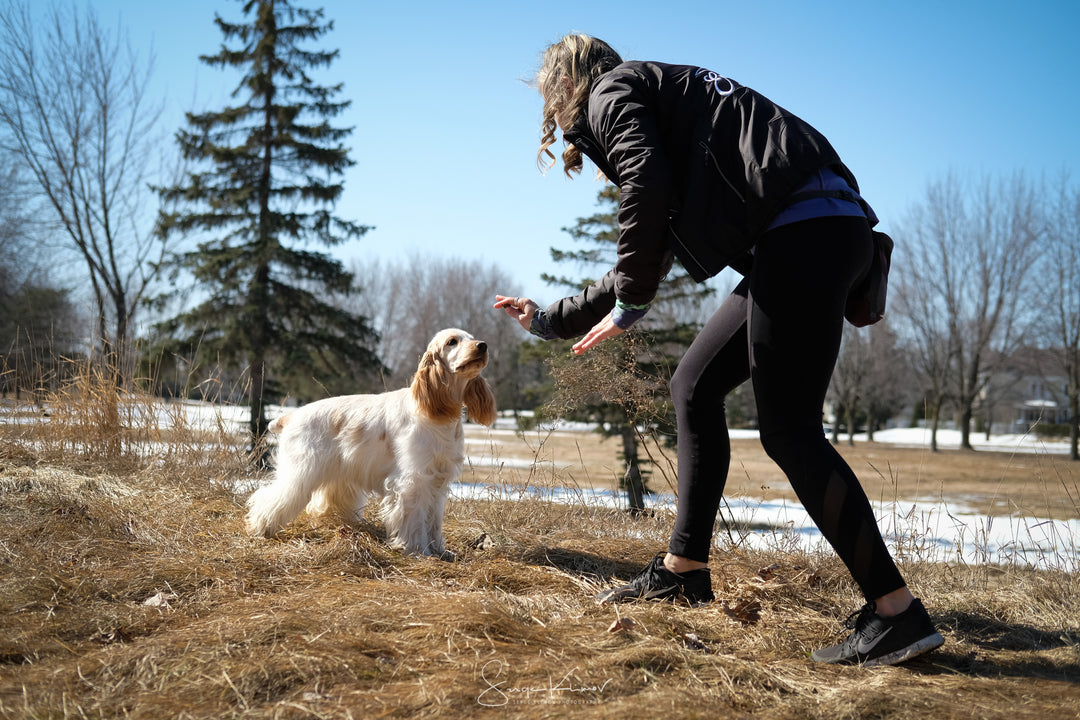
[588,69,673,307]
[542,269,619,339]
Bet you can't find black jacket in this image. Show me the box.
[544,60,858,339]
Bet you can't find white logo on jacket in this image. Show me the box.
[695,68,736,96]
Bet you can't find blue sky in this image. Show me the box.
[91,0,1080,303]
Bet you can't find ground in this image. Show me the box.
[1,418,1077,719]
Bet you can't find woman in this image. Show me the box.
[494,34,943,666]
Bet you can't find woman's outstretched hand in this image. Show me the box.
[495,294,623,353]
[571,315,624,355]
[493,295,538,332]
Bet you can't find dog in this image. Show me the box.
[245,328,496,558]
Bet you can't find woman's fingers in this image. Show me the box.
[572,317,623,354]
[493,295,536,330]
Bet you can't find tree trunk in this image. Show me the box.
[1070,393,1079,461]
[248,261,272,452]
[623,464,645,515]
[112,289,131,390]
[249,49,275,463]
[620,424,645,515]
[929,397,942,453]
[960,405,974,450]
[249,353,270,467]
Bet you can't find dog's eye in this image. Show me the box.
[446,338,458,347]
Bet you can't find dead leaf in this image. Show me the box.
[723,598,762,625]
[607,617,636,634]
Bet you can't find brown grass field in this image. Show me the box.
[1,394,1079,719]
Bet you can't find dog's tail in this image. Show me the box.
[268,413,292,434]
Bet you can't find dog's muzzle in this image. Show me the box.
[456,342,488,372]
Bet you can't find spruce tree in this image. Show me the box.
[155,0,380,449]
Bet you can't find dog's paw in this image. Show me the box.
[244,516,279,539]
[414,544,455,562]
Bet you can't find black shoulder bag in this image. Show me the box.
[779,189,893,327]
[844,229,893,327]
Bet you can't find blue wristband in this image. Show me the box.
[611,300,650,330]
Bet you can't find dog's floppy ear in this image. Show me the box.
[412,349,460,423]
[464,376,496,427]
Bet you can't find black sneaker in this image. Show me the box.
[595,552,714,605]
[811,599,944,666]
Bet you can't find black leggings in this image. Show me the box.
[667,216,906,601]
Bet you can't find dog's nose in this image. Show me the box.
[477,341,488,353]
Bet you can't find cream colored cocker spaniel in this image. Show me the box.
[246,328,496,559]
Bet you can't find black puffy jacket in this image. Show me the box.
[544,60,858,339]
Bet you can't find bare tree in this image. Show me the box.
[348,253,522,403]
[896,173,1042,450]
[956,174,1043,447]
[0,2,163,382]
[862,321,909,440]
[826,322,906,445]
[1041,174,1080,460]
[894,196,958,452]
[1,149,74,400]
[0,150,41,287]
[827,330,868,446]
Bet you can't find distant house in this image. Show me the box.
[980,348,1071,434]
[1008,378,1070,431]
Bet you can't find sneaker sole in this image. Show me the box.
[595,585,714,606]
[595,584,678,605]
[862,631,945,667]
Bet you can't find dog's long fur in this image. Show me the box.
[245,329,496,557]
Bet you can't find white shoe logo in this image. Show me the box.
[855,626,892,656]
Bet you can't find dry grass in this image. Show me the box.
[1,374,1079,719]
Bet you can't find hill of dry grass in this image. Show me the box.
[1,390,1079,719]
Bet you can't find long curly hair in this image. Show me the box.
[535,34,622,177]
